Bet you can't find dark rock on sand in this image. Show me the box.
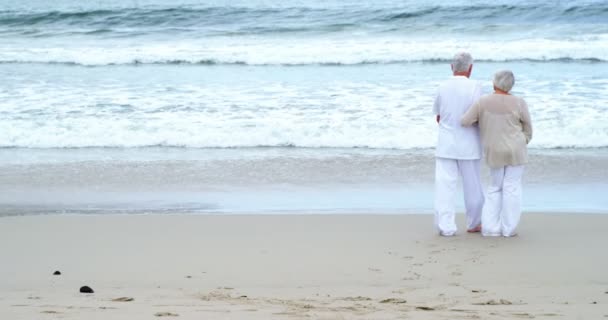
[53,271,61,275]
[79,286,94,293]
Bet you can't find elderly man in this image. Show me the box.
[432,52,484,236]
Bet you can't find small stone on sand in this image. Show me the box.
[79,286,94,293]
[53,271,61,275]
[155,312,179,317]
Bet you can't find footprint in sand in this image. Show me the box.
[511,312,534,318]
[379,298,407,304]
[473,299,513,305]
[341,296,372,302]
[416,306,435,311]
[402,271,421,281]
[111,297,134,302]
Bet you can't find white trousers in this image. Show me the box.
[481,165,524,237]
[434,158,484,236]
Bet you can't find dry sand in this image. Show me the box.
[0,214,607,319]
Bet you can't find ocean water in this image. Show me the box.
[0,0,607,214]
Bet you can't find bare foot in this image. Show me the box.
[467,225,482,233]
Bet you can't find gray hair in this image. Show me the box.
[452,52,473,72]
[493,70,515,92]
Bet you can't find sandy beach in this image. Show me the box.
[1,213,606,319]
[2,1,607,319]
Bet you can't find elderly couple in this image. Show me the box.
[433,52,533,237]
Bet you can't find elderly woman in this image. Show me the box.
[461,70,532,237]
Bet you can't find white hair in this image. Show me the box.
[452,52,473,73]
[493,70,515,92]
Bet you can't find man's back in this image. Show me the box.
[433,76,482,160]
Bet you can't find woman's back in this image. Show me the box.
[465,94,532,168]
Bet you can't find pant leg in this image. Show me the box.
[434,158,459,236]
[482,166,505,237]
[501,165,524,237]
[457,159,484,230]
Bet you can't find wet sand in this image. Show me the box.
[1,148,607,214]
[1,213,607,319]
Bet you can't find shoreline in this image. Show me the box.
[1,148,607,215]
[1,213,607,319]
